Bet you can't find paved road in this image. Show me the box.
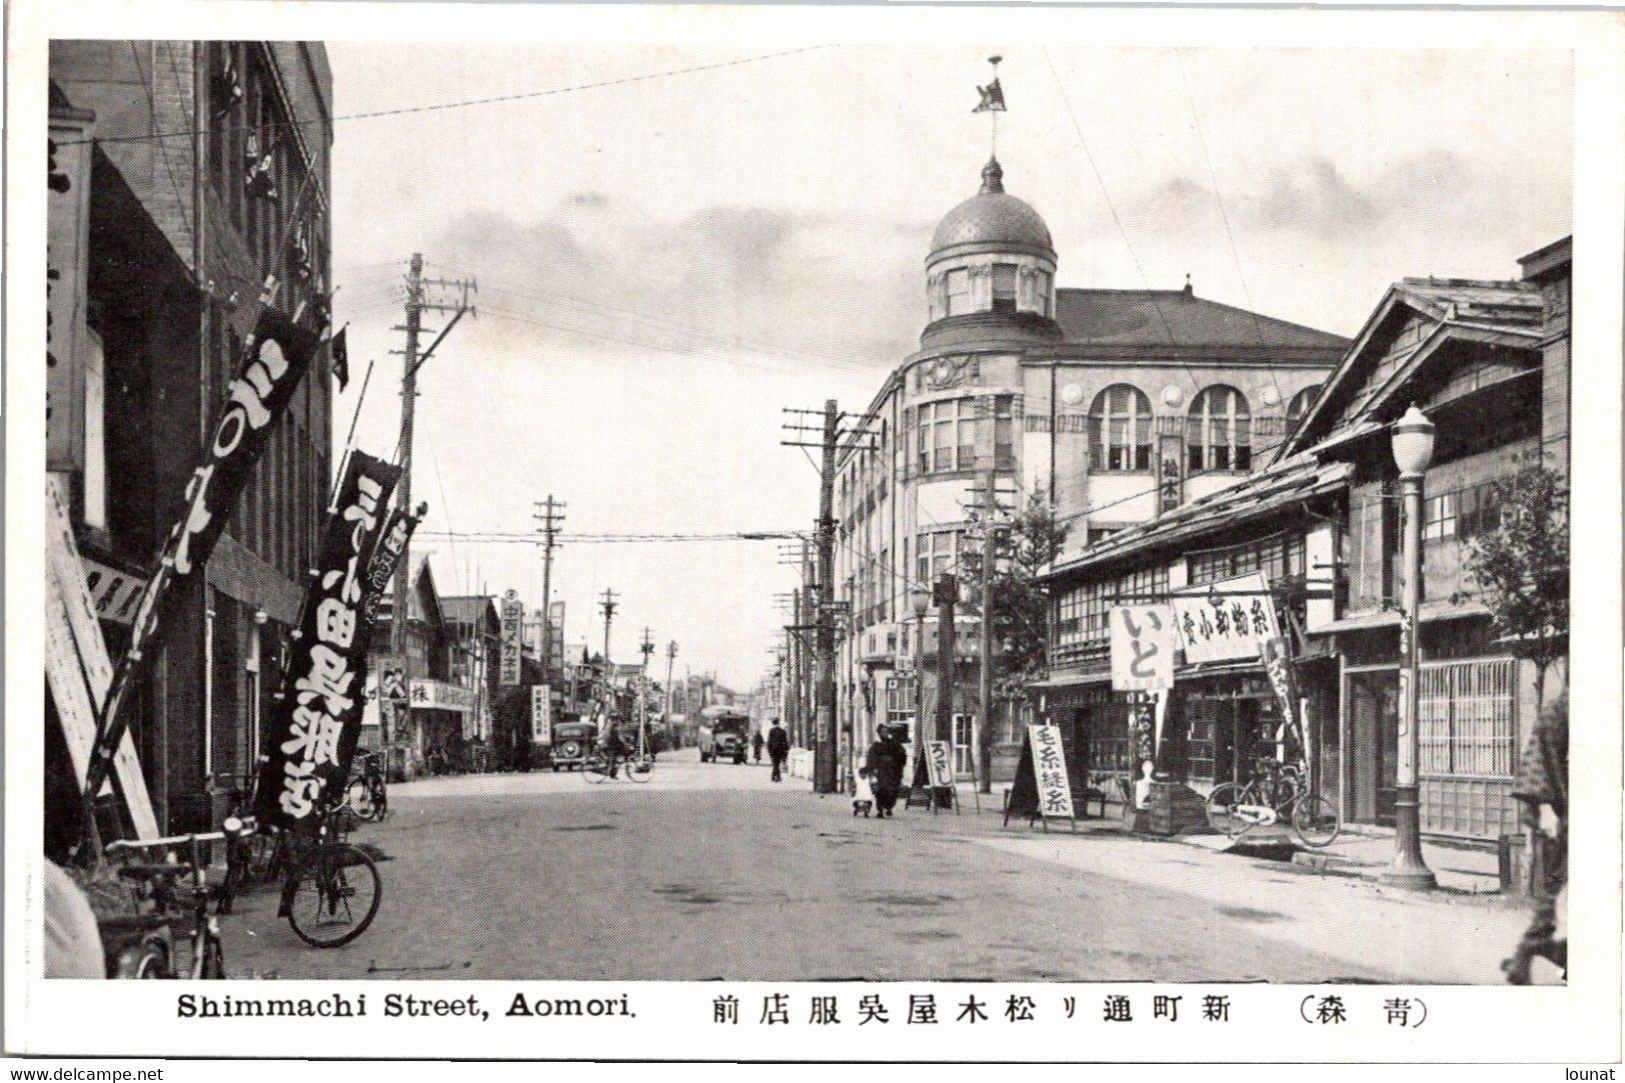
[222,749,1530,982]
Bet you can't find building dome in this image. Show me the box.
[929,158,1054,258]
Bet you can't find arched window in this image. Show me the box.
[1287,384,1322,424]
[1089,385,1153,471]
[1188,386,1252,472]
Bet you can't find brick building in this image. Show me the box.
[46,41,334,839]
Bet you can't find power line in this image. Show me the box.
[57,44,838,148]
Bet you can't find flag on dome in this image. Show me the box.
[973,77,1005,113]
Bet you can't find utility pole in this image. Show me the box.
[390,253,475,755]
[533,496,566,682]
[598,588,619,669]
[664,640,678,720]
[934,572,958,809]
[975,468,1000,794]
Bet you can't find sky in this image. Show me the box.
[324,42,1572,692]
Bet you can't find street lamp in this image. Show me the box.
[1381,404,1438,891]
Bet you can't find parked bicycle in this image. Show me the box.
[1205,758,1340,847]
[273,801,383,947]
[344,750,389,822]
[104,819,254,978]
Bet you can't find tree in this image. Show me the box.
[1465,456,1568,707]
[985,491,1070,701]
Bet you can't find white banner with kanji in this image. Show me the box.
[1109,604,1176,691]
[1027,723,1074,818]
[1171,572,1280,665]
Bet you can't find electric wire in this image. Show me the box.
[56,45,838,148]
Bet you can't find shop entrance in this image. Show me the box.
[1345,668,1399,826]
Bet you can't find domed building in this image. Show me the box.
[824,153,1350,789]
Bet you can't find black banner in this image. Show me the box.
[361,505,420,628]
[255,450,401,828]
[85,303,319,804]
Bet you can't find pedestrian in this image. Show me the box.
[864,724,908,818]
[1504,692,1567,984]
[752,730,765,764]
[766,718,790,782]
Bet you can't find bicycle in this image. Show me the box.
[1205,758,1340,848]
[104,819,254,979]
[344,751,389,822]
[274,802,383,948]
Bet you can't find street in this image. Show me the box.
[223,749,1532,983]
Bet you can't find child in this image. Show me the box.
[853,767,875,818]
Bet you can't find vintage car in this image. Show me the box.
[697,706,751,764]
[548,720,598,772]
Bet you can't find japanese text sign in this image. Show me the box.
[1110,604,1176,691]
[1172,572,1280,665]
[1027,724,1074,818]
[924,739,953,788]
[532,685,553,744]
[256,450,400,828]
[500,590,523,686]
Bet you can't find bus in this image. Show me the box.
[697,706,752,764]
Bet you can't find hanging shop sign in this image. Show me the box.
[532,684,553,744]
[361,504,421,626]
[1027,723,1075,819]
[924,738,954,788]
[409,679,478,713]
[79,557,148,626]
[48,111,94,473]
[1171,572,1280,666]
[500,589,524,686]
[85,300,319,805]
[1259,635,1303,746]
[1109,604,1176,692]
[256,450,401,827]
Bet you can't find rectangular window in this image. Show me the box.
[946,269,971,316]
[956,403,976,470]
[1418,659,1517,778]
[1034,270,1051,316]
[1423,491,1458,542]
[991,264,1018,313]
[993,395,1015,469]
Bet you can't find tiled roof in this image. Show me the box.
[1392,278,1545,331]
[1051,289,1350,352]
[1046,453,1352,580]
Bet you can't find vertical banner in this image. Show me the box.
[1156,433,1183,516]
[375,655,409,745]
[48,112,93,473]
[362,505,420,627]
[1260,635,1303,754]
[532,685,553,743]
[86,302,319,804]
[256,451,401,827]
[1109,604,1176,692]
[500,590,523,686]
[1027,723,1075,818]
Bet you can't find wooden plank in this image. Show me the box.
[44,478,159,839]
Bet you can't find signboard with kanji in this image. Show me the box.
[1171,572,1280,665]
[532,684,553,744]
[1027,724,1074,818]
[500,589,523,685]
[1109,604,1176,692]
[923,739,953,788]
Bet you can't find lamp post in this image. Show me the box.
[1381,405,1439,891]
[910,584,932,747]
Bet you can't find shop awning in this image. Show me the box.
[1315,598,1489,634]
[1028,670,1109,690]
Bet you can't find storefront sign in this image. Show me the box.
[79,557,147,626]
[1027,723,1074,818]
[409,679,478,713]
[924,738,953,788]
[87,301,320,804]
[49,112,93,473]
[1172,572,1280,665]
[500,589,523,686]
[1109,604,1175,692]
[257,450,401,827]
[532,684,553,744]
[1259,636,1300,740]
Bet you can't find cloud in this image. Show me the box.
[1250,155,1379,239]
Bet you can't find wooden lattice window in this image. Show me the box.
[1418,659,1518,778]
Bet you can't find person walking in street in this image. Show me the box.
[751,730,765,764]
[1503,691,1567,984]
[766,719,790,782]
[864,724,908,818]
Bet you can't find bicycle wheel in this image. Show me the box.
[1205,782,1247,837]
[286,843,382,948]
[625,754,655,783]
[1291,794,1341,848]
[345,779,375,820]
[582,754,614,784]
